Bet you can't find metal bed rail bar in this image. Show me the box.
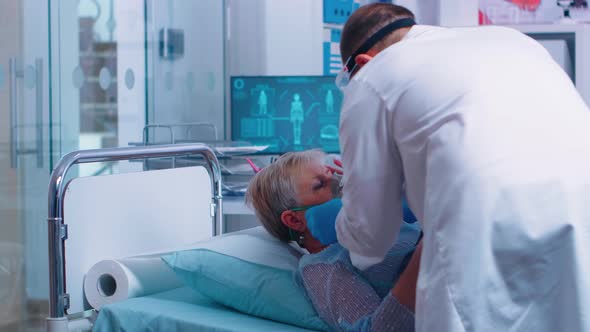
[46,144,223,325]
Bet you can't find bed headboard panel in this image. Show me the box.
[63,165,213,313]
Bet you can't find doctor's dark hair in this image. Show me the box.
[340,4,415,64]
[245,150,327,242]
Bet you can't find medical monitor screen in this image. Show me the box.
[231,76,343,154]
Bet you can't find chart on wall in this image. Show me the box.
[231,76,343,154]
[479,0,589,24]
[323,1,403,75]
[323,0,358,75]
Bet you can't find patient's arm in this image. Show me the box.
[392,241,422,312]
[300,260,415,332]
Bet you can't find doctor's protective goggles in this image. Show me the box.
[335,17,416,89]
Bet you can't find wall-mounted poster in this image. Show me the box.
[479,0,589,24]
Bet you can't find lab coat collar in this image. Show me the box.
[402,25,444,41]
[345,25,443,87]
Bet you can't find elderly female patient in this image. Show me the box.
[245,150,422,332]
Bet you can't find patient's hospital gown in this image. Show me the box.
[298,222,421,332]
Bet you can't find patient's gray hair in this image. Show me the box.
[245,150,326,242]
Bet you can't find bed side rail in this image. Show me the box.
[46,143,223,326]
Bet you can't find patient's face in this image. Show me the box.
[294,161,334,209]
[283,159,335,252]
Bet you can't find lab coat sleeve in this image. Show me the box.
[336,80,405,270]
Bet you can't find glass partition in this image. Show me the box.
[0,1,51,330]
[145,0,226,145]
[0,0,227,329]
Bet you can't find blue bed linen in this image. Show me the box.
[93,287,317,332]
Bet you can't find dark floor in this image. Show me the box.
[0,319,45,332]
[1,301,48,332]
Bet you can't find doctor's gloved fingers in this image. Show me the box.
[327,159,343,175]
[326,166,343,175]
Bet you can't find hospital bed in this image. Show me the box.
[45,144,317,332]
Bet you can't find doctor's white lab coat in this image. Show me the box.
[336,25,590,331]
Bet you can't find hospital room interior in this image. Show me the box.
[1,0,589,331]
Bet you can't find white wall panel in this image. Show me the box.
[63,166,213,313]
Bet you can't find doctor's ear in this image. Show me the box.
[280,210,307,233]
[355,54,374,68]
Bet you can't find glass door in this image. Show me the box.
[52,0,148,176]
[0,1,51,330]
[51,0,227,172]
[51,0,227,171]
[0,1,227,329]
[0,0,150,329]
[145,0,226,144]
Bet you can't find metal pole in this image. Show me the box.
[9,58,18,169]
[35,58,44,168]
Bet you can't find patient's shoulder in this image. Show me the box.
[299,243,351,271]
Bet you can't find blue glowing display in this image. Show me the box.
[231,76,343,154]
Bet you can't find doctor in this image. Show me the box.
[334,3,590,331]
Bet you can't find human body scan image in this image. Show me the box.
[231,76,343,154]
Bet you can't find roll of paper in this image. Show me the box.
[83,256,183,309]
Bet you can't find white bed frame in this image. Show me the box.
[45,144,223,332]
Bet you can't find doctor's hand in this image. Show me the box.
[326,159,343,175]
[327,159,344,197]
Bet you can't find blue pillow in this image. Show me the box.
[161,228,328,331]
